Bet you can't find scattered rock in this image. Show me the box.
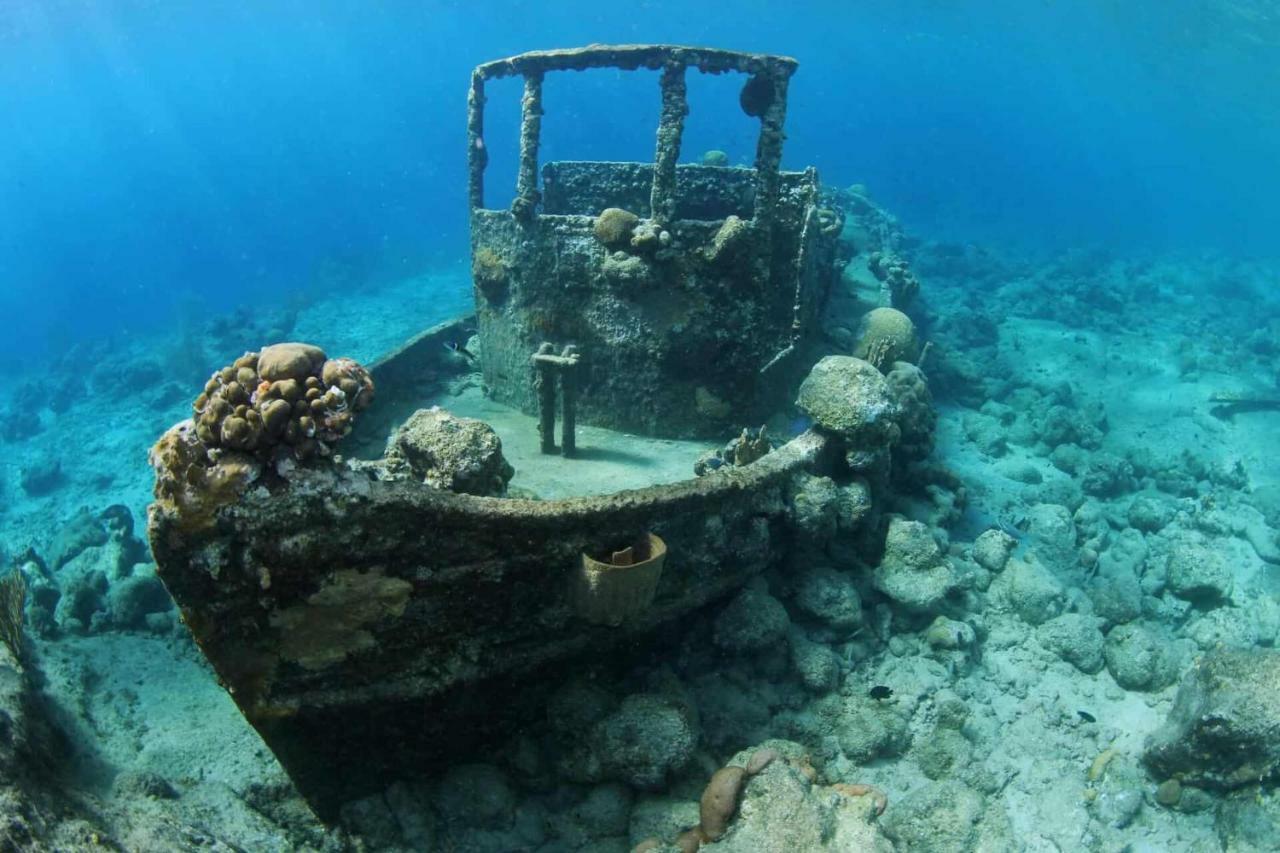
[971,529,1016,572]
[1036,613,1105,673]
[880,781,986,853]
[988,557,1066,625]
[1103,622,1179,691]
[791,566,862,634]
[874,516,959,612]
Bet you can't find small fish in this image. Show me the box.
[869,685,893,701]
[1077,710,1096,723]
[444,341,476,362]
[705,456,725,471]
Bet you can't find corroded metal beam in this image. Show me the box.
[650,61,688,225]
[512,72,544,220]
[474,43,798,81]
[466,71,486,210]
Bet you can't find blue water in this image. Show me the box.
[2,0,1278,362]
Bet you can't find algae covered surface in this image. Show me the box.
[3,3,1280,852]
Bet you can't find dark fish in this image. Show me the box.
[1077,710,1096,723]
[705,457,725,471]
[869,685,893,700]
[444,341,476,362]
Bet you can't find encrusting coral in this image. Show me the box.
[150,342,374,531]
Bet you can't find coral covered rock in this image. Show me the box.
[1036,613,1106,673]
[884,360,935,461]
[382,407,514,496]
[1143,648,1280,789]
[796,356,900,448]
[874,516,958,612]
[707,747,892,852]
[713,586,790,652]
[1165,539,1234,605]
[788,628,841,693]
[587,694,696,789]
[1103,622,1179,691]
[791,566,862,634]
[971,528,1017,572]
[988,556,1065,625]
[880,781,986,853]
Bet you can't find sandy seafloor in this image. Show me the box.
[2,219,1280,852]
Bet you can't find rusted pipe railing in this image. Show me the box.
[467,72,486,210]
[466,45,799,222]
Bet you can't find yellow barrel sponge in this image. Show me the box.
[854,307,918,370]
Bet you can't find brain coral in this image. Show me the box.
[854,308,918,371]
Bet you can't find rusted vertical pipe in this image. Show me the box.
[467,71,487,210]
[513,72,544,221]
[650,61,688,225]
[533,343,557,454]
[751,73,790,228]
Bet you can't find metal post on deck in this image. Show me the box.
[532,343,582,456]
[533,343,558,454]
[560,345,579,458]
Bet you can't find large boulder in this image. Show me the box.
[796,356,900,448]
[383,407,514,496]
[1143,648,1280,789]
